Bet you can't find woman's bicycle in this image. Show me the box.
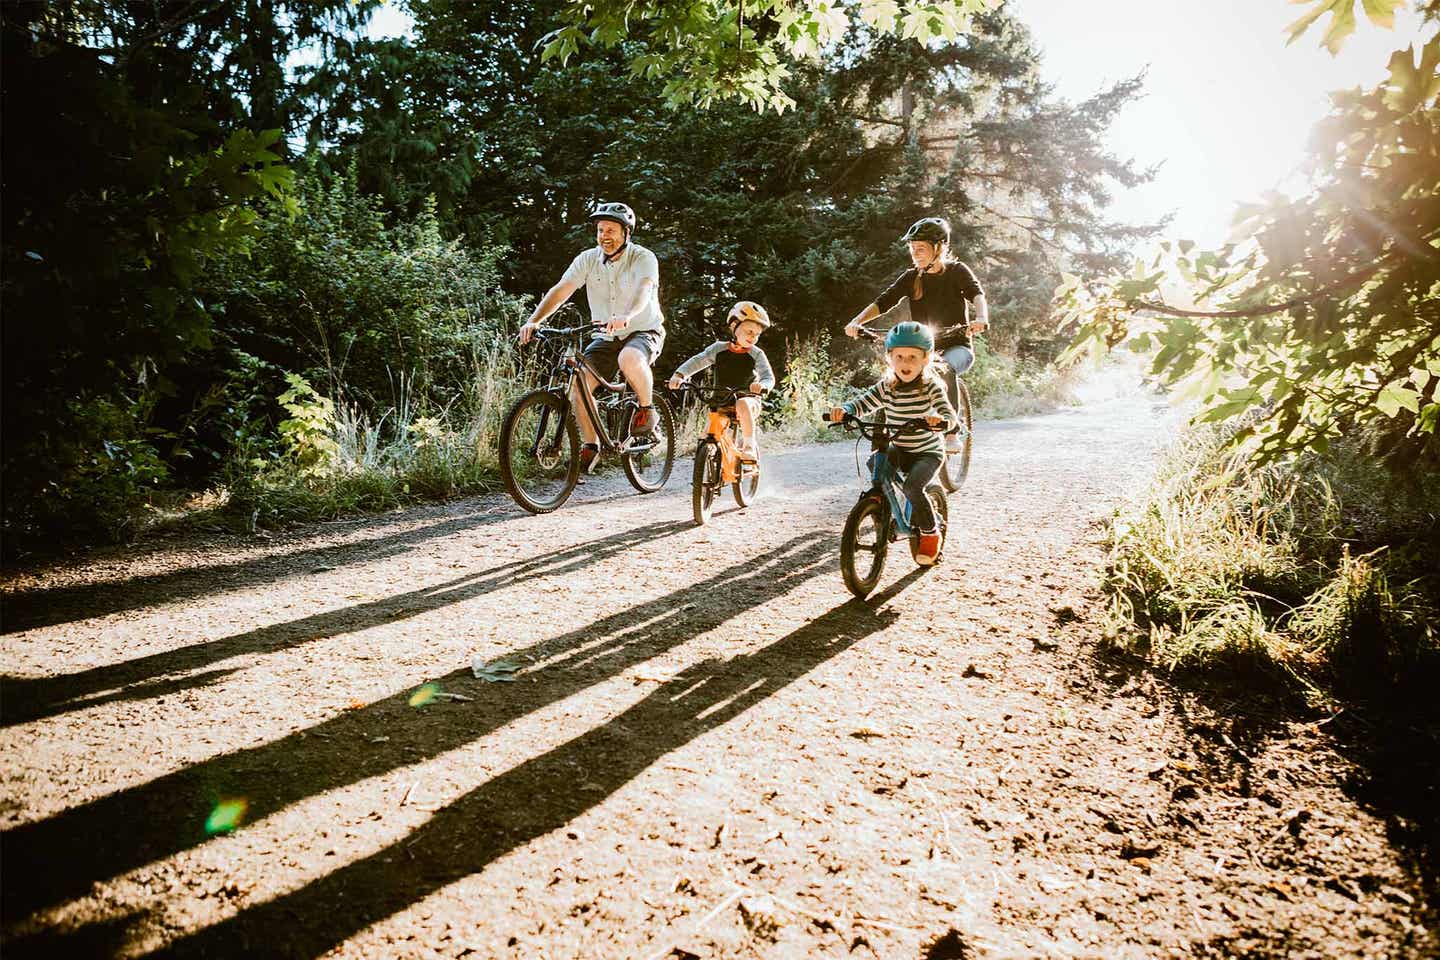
[670,382,762,525]
[500,320,676,513]
[854,325,972,492]
[824,412,950,599]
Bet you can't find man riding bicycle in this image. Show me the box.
[844,216,989,455]
[518,201,666,472]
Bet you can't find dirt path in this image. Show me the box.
[2,398,1434,958]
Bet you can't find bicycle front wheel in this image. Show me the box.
[623,392,676,493]
[940,379,973,492]
[692,439,720,526]
[731,420,759,507]
[840,494,890,599]
[499,389,580,513]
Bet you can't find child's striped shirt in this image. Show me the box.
[842,373,957,454]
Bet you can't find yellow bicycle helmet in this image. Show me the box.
[727,301,772,330]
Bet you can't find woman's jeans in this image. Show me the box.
[938,345,974,425]
[888,449,943,533]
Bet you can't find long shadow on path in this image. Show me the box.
[2,532,836,925]
[147,577,915,958]
[2,517,694,727]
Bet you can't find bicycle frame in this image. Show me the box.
[533,325,647,455]
[866,447,921,538]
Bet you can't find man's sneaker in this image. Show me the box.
[916,530,942,566]
[578,443,601,474]
[944,431,965,455]
[630,405,657,443]
[738,439,759,462]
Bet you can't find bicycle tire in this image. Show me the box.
[940,379,973,492]
[499,389,580,513]
[623,392,676,493]
[730,420,760,507]
[841,494,890,599]
[692,440,720,526]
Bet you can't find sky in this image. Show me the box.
[362,1,1427,250]
[1007,0,1426,248]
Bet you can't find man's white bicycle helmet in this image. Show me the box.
[589,201,637,234]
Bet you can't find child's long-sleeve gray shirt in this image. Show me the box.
[674,342,775,392]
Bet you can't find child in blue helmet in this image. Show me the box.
[826,321,956,564]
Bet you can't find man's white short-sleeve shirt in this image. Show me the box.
[560,243,664,341]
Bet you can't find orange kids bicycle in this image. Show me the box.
[670,383,762,525]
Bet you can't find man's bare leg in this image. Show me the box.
[618,346,653,408]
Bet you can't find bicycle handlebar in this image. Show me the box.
[668,382,764,402]
[820,412,942,443]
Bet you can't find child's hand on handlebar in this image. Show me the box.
[749,382,764,395]
[844,321,862,339]
[925,414,944,429]
[828,407,846,422]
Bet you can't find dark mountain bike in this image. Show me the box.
[501,321,676,513]
[854,324,972,492]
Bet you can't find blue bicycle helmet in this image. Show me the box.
[885,321,934,352]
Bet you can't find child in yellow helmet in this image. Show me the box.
[667,301,776,460]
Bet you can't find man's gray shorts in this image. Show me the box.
[583,329,665,379]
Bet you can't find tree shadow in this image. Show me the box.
[1087,646,1440,938]
[1,504,513,635]
[2,532,839,924]
[0,482,654,636]
[142,576,919,958]
[1,516,695,727]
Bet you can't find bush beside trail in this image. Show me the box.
[1100,422,1440,707]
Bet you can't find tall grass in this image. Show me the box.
[223,338,533,528]
[1102,423,1440,705]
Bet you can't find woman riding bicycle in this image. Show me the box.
[844,216,989,455]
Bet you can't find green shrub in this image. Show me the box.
[1103,423,1440,705]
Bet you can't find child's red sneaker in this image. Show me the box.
[916,531,941,565]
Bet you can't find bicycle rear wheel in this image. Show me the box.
[623,392,676,493]
[499,389,579,513]
[840,494,890,599]
[730,421,759,507]
[692,440,721,526]
[940,379,973,492]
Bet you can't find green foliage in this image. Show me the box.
[769,334,837,442]
[206,166,527,407]
[277,374,341,478]
[1102,423,1440,703]
[541,0,996,113]
[1,9,299,550]
[1059,16,1440,466]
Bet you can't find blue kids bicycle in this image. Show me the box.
[825,412,950,598]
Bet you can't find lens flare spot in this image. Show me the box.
[206,798,248,835]
[408,683,440,708]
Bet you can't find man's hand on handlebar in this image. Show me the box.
[518,320,541,345]
[667,373,686,391]
[827,407,847,423]
[844,321,862,339]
